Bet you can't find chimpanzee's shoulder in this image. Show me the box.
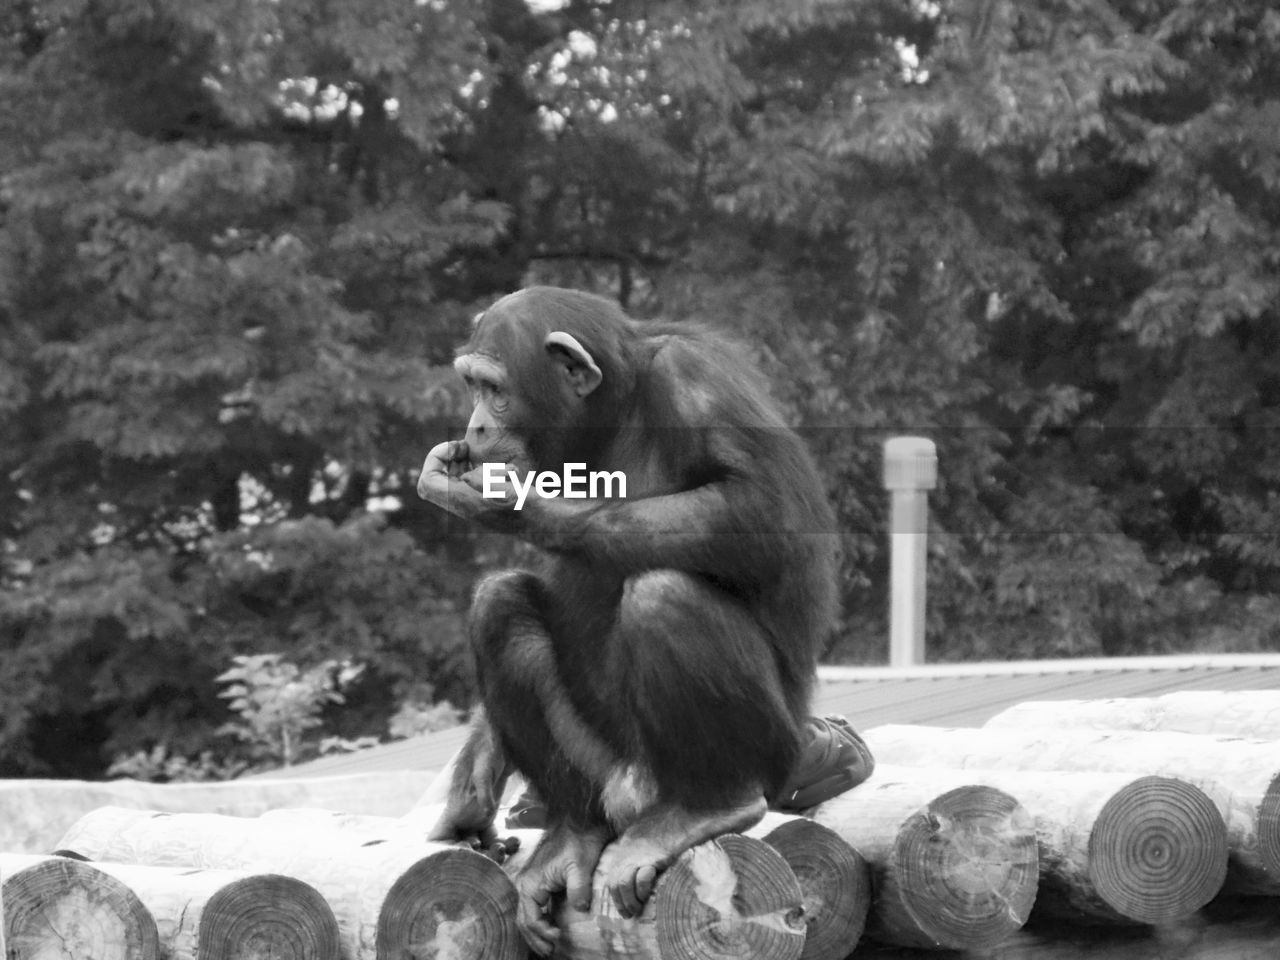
[642,326,785,428]
[644,324,753,375]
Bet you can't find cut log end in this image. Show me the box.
[376,846,521,960]
[205,874,341,960]
[761,818,871,960]
[654,834,807,960]
[1087,775,1228,924]
[1,856,160,960]
[1258,771,1280,883]
[553,833,806,960]
[894,785,1039,950]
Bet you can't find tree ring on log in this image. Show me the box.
[655,834,807,960]
[762,818,870,960]
[204,874,341,960]
[894,785,1039,950]
[2,856,160,960]
[375,847,521,960]
[1087,774,1227,924]
[1257,771,1280,883]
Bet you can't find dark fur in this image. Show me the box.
[463,286,838,823]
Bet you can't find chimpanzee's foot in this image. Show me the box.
[599,796,767,917]
[514,822,611,956]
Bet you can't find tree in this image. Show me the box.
[0,0,497,775]
[2,0,1278,776]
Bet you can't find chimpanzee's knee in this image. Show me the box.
[469,569,543,662]
[617,569,800,806]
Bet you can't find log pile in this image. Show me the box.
[863,722,1280,894]
[55,806,522,960]
[81,861,341,960]
[1,852,341,960]
[10,690,1280,958]
[543,833,808,960]
[849,766,1227,924]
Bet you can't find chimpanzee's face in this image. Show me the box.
[453,304,604,474]
[453,351,532,472]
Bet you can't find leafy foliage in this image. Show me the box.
[2,0,1278,776]
[106,742,246,783]
[216,652,363,767]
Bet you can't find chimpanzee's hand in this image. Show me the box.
[417,440,518,521]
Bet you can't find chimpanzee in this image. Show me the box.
[417,286,839,956]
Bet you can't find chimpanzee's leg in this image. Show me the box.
[596,569,803,915]
[449,570,617,956]
[466,570,619,817]
[427,570,559,843]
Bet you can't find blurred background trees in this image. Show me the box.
[2,0,1277,778]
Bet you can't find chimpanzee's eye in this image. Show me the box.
[482,382,509,414]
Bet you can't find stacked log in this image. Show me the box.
[748,812,872,960]
[418,770,855,958]
[503,831,807,960]
[860,765,1226,924]
[83,861,340,960]
[55,805,521,960]
[0,770,432,854]
[275,801,868,960]
[16,693,1279,959]
[0,853,159,960]
[488,802,862,960]
[864,723,1280,894]
[810,779,1040,949]
[986,690,1280,740]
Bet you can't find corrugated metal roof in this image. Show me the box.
[252,654,1280,781]
[814,659,1280,730]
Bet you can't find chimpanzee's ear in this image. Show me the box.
[544,331,603,398]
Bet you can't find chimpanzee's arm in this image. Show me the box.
[514,340,818,579]
[517,477,782,579]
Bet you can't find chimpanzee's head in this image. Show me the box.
[453,287,638,471]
